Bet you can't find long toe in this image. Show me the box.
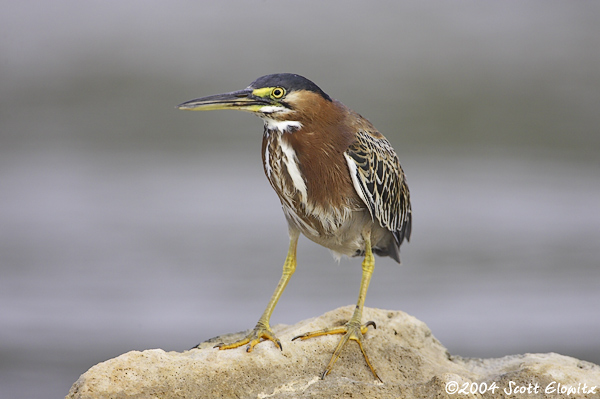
[216,325,282,352]
[292,321,380,381]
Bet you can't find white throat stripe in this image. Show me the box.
[264,119,302,133]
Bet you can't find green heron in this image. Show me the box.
[178,73,411,380]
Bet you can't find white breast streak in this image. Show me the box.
[280,139,307,203]
[264,139,272,178]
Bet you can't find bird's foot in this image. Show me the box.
[292,320,381,381]
[215,321,282,352]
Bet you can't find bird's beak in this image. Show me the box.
[177,88,270,112]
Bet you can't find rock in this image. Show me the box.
[66,306,600,399]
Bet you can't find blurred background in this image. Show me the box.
[1,1,599,398]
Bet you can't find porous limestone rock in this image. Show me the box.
[66,306,600,399]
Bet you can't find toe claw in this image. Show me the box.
[365,320,376,329]
[320,369,328,380]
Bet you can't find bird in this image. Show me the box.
[177,73,411,381]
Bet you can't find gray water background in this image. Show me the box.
[1,2,599,398]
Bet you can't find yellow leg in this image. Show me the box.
[217,229,299,352]
[292,234,381,381]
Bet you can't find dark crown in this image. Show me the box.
[249,73,332,101]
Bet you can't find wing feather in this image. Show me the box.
[344,131,412,245]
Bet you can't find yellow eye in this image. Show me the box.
[271,87,285,99]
